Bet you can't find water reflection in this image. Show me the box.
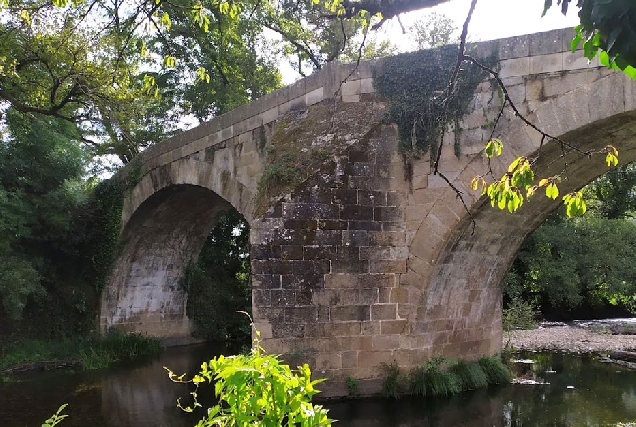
[0,349,635,427]
[327,391,504,426]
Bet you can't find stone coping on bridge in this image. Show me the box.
[133,27,599,179]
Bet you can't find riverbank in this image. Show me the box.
[0,332,161,375]
[505,324,636,353]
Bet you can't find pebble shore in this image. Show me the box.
[504,325,636,353]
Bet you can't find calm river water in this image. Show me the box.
[1,345,635,427]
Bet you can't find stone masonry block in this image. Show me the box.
[371,304,396,321]
[369,260,406,274]
[342,94,360,103]
[341,79,361,96]
[380,319,408,335]
[325,274,358,289]
[499,57,530,78]
[331,260,369,274]
[360,78,375,94]
[529,52,563,74]
[331,305,370,322]
[305,87,325,106]
[357,350,393,369]
[529,30,563,56]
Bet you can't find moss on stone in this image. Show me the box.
[373,45,496,164]
[253,100,386,217]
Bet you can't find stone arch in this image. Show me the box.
[406,104,636,359]
[122,158,255,228]
[100,158,255,342]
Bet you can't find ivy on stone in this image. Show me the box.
[373,45,492,163]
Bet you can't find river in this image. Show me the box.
[1,344,635,426]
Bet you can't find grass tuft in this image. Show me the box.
[449,360,488,390]
[380,361,403,398]
[478,356,511,384]
[424,366,461,396]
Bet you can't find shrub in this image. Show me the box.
[168,331,332,426]
[423,365,461,397]
[345,375,359,396]
[502,298,538,331]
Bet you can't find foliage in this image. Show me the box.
[345,375,359,396]
[409,365,460,397]
[0,110,89,322]
[0,332,160,371]
[373,45,492,162]
[583,162,636,219]
[41,404,68,427]
[505,215,636,317]
[410,12,458,49]
[256,0,385,75]
[380,361,403,398]
[544,0,636,78]
[474,142,608,217]
[150,0,282,121]
[449,360,488,390]
[181,210,251,344]
[167,332,332,426]
[339,35,398,63]
[502,298,538,332]
[405,356,509,398]
[478,356,511,384]
[80,331,162,370]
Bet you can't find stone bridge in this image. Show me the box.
[100,28,636,393]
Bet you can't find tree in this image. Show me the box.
[583,163,636,219]
[181,210,252,344]
[505,216,636,318]
[0,109,89,322]
[543,0,636,77]
[411,12,458,49]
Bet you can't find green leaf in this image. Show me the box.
[599,50,610,67]
[623,66,636,79]
[570,33,582,52]
[546,182,559,200]
[484,139,503,158]
[606,152,618,167]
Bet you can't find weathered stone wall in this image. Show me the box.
[102,28,636,394]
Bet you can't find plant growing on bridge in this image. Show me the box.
[167,330,332,426]
[373,45,493,164]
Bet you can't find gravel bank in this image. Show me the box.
[505,325,636,353]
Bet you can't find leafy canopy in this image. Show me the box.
[544,0,636,78]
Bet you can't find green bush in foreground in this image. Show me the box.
[167,331,332,427]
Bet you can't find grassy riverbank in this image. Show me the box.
[0,331,161,375]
